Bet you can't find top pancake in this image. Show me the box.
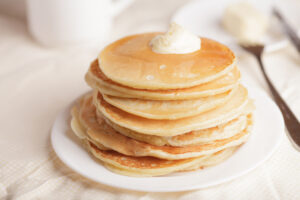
[85,60,240,100]
[99,33,236,90]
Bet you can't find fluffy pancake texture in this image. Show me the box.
[99,33,236,89]
[103,114,250,147]
[95,85,251,136]
[72,95,252,160]
[71,101,241,176]
[101,88,235,120]
[70,31,255,176]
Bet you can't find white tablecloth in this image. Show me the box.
[1,0,300,199]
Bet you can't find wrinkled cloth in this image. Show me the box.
[1,0,300,199]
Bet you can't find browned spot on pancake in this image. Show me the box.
[89,142,199,169]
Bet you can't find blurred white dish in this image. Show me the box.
[51,87,284,192]
[27,0,134,47]
[172,0,294,52]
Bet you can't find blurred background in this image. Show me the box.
[0,0,26,18]
[0,0,188,48]
[1,0,299,50]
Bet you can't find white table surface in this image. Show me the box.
[1,0,300,199]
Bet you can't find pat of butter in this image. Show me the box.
[150,22,201,54]
[223,2,268,42]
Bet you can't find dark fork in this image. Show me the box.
[273,8,300,53]
[240,43,300,149]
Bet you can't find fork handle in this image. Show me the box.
[257,56,300,147]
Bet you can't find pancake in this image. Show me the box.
[95,85,252,136]
[72,103,240,176]
[85,60,240,100]
[99,33,236,89]
[87,141,206,177]
[101,87,235,120]
[89,82,135,99]
[72,95,252,160]
[70,106,86,140]
[97,146,238,177]
[103,114,250,147]
[181,145,239,172]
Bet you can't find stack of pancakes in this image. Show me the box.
[71,33,255,177]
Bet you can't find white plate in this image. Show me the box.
[51,87,284,192]
[172,0,292,53]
